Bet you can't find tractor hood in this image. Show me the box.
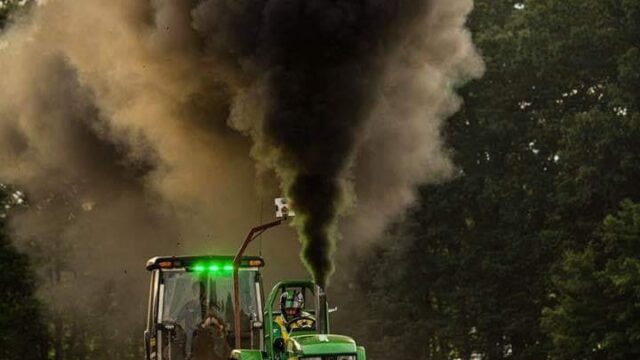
[287,334,357,356]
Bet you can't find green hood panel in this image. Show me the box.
[288,334,357,356]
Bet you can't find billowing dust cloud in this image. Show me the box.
[342,0,484,249]
[0,0,482,316]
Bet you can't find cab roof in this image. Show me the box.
[145,255,265,271]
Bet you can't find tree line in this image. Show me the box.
[338,1,640,359]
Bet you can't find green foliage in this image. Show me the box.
[543,201,640,360]
[341,0,640,359]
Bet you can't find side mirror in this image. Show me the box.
[328,307,338,314]
[273,338,285,353]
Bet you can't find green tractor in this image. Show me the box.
[143,201,366,360]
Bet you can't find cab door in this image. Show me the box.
[145,269,160,360]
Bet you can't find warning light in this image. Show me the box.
[209,265,220,272]
[275,197,296,219]
[158,261,173,268]
[185,260,261,274]
[248,259,264,267]
[193,264,206,272]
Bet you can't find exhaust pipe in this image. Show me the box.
[316,285,328,334]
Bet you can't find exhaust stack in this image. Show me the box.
[316,285,328,334]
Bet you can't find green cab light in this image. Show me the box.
[190,262,236,274]
[193,264,205,272]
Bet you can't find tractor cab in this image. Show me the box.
[144,255,266,360]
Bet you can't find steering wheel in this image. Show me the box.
[286,315,316,332]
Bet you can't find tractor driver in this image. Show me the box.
[273,289,316,344]
[176,281,207,358]
[177,281,228,360]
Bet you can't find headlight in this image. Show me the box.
[337,356,356,360]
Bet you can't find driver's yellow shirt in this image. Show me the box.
[273,314,315,341]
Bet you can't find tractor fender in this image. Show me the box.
[357,346,367,360]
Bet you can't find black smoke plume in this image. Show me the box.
[203,0,483,287]
[257,1,407,288]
